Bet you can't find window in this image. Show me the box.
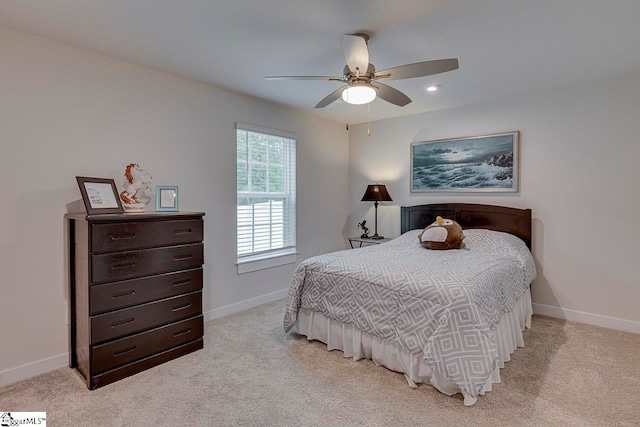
[236,123,296,268]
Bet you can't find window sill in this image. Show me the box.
[236,250,298,274]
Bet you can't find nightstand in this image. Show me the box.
[348,236,392,248]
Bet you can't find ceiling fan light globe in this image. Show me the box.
[342,86,376,105]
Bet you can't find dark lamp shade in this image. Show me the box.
[361,184,393,202]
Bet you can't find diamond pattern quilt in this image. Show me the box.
[284,229,536,398]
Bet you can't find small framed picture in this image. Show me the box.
[156,186,179,212]
[76,176,124,215]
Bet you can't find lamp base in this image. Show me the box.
[370,234,385,240]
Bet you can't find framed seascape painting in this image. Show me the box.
[410,131,519,192]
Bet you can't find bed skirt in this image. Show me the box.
[294,288,533,406]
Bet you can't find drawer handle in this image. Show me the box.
[111,317,135,328]
[173,254,193,261]
[172,303,191,312]
[112,289,135,298]
[111,262,136,270]
[172,279,191,287]
[113,346,137,357]
[173,328,192,338]
[110,233,136,241]
[174,228,192,235]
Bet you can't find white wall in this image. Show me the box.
[0,26,349,376]
[349,74,640,327]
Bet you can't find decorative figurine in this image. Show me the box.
[358,220,370,238]
[119,163,153,212]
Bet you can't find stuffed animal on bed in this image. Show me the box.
[418,216,465,250]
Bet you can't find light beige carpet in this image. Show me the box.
[1,300,639,426]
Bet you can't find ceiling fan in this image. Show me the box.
[265,33,459,108]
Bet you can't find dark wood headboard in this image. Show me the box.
[400,203,532,249]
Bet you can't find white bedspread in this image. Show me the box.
[284,229,536,399]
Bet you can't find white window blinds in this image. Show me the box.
[236,123,296,260]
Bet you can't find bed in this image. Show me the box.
[284,203,536,405]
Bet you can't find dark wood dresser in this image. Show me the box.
[66,211,205,389]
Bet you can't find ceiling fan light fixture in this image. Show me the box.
[342,85,376,105]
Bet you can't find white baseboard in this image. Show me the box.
[0,353,68,388]
[532,303,640,334]
[203,288,288,322]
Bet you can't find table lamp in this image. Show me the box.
[361,184,393,239]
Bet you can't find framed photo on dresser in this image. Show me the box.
[156,185,179,212]
[76,176,124,215]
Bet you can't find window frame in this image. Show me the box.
[235,123,297,273]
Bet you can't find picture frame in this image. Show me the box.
[76,176,124,214]
[410,131,519,193]
[156,186,179,212]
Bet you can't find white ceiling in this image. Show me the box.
[1,0,640,124]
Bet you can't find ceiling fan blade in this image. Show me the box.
[374,58,459,81]
[265,75,343,81]
[371,83,412,107]
[343,34,369,74]
[315,86,348,108]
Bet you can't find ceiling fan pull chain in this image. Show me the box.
[367,103,371,136]
[346,99,350,131]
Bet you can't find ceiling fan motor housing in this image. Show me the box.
[343,64,376,85]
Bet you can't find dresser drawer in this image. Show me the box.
[90,269,203,315]
[91,291,202,344]
[92,243,203,284]
[91,316,203,374]
[90,340,203,390]
[91,219,203,252]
